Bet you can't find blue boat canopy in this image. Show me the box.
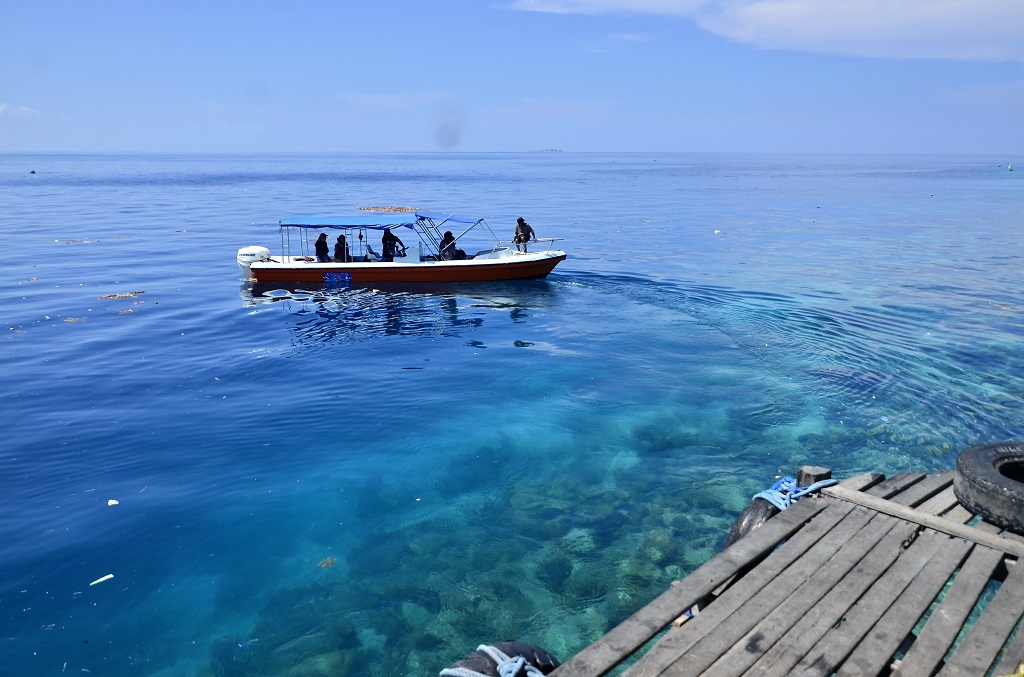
[415,211,481,225]
[279,216,415,230]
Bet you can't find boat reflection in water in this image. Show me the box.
[239,278,563,343]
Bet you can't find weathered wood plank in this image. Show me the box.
[757,530,944,677]
[887,470,953,507]
[797,466,832,487]
[666,511,899,676]
[620,501,860,677]
[547,497,829,677]
[913,485,959,517]
[938,556,1024,676]
[891,545,1004,677]
[974,520,1006,534]
[840,472,885,492]
[748,483,972,677]
[1000,529,1024,544]
[708,519,923,677]
[991,607,1024,677]
[833,537,972,676]
[822,484,1024,557]
[866,472,927,499]
[942,504,974,523]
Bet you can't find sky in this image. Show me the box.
[1,0,1022,153]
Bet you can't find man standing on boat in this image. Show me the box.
[514,217,537,252]
[381,228,406,262]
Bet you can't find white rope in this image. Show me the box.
[439,644,546,677]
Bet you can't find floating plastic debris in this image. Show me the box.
[98,291,144,300]
[107,500,119,506]
[89,574,113,586]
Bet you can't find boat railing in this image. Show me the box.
[496,237,564,253]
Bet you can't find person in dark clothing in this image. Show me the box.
[381,228,405,262]
[333,234,351,262]
[314,233,331,262]
[439,230,457,260]
[513,217,536,252]
[439,231,467,260]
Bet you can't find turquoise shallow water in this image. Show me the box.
[1,153,1022,675]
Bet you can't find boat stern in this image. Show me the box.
[237,246,271,279]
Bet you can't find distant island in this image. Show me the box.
[531,149,564,153]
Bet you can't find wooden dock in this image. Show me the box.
[550,470,1024,677]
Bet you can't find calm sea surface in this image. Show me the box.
[1,153,1021,676]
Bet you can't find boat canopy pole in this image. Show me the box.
[417,223,441,254]
[279,225,312,259]
[453,219,486,244]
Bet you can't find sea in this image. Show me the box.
[1,152,1021,676]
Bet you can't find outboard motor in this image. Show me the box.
[237,246,270,278]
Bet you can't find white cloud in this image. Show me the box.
[509,0,1024,62]
[0,103,43,118]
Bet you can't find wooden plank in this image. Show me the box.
[822,484,1024,557]
[667,511,900,676]
[891,545,1005,677]
[547,497,829,677]
[975,520,1006,535]
[938,557,1024,676]
[887,470,953,507]
[942,504,975,523]
[714,518,925,677]
[797,466,832,487]
[840,472,885,492]
[834,537,973,676]
[1000,529,1024,544]
[667,469,884,626]
[749,482,973,677]
[914,485,959,517]
[865,472,927,499]
[753,530,946,677]
[991,611,1024,677]
[620,501,861,677]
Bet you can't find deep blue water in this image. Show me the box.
[1,153,1022,676]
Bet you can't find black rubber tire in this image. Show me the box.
[953,441,1024,534]
[445,641,560,676]
[723,498,781,549]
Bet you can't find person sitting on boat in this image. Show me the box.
[381,228,406,262]
[439,230,467,260]
[315,233,331,262]
[333,234,352,262]
[514,217,537,252]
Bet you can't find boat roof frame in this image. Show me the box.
[275,212,507,258]
[279,216,416,230]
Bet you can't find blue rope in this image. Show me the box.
[752,476,838,511]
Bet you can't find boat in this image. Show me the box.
[237,211,567,284]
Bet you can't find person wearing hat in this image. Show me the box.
[513,217,536,252]
[314,233,331,262]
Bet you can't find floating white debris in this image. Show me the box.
[107,499,119,506]
[89,574,114,586]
